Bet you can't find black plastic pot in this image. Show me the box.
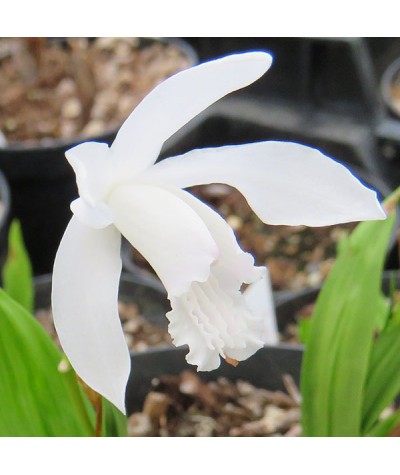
[0,37,197,276]
[125,344,303,415]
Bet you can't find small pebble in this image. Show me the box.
[61,97,82,119]
[4,118,17,131]
[81,119,107,138]
[226,215,243,231]
[123,319,141,334]
[55,78,77,99]
[128,413,153,437]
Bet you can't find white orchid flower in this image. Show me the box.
[51,52,386,413]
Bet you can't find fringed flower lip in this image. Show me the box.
[51,51,386,413]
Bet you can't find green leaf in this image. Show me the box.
[386,281,400,328]
[366,409,400,437]
[362,322,400,433]
[2,220,33,313]
[298,317,312,345]
[102,398,128,437]
[301,209,395,436]
[0,290,95,436]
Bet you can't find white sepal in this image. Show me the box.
[142,141,386,226]
[52,217,129,413]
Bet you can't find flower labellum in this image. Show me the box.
[51,52,386,413]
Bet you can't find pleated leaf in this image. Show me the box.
[362,306,400,434]
[301,209,395,436]
[0,289,95,436]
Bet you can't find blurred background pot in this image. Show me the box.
[0,37,197,275]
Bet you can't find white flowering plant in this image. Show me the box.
[50,51,384,414]
[0,51,387,436]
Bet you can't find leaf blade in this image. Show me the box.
[2,220,34,313]
[362,322,400,433]
[0,289,95,436]
[301,210,395,436]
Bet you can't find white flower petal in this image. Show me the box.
[107,183,219,296]
[243,267,279,345]
[51,217,129,414]
[65,141,113,205]
[141,141,386,226]
[111,52,273,177]
[167,270,265,371]
[163,185,261,288]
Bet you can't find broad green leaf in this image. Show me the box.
[301,209,395,436]
[2,220,33,313]
[0,290,95,436]
[362,322,400,433]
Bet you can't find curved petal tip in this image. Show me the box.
[233,50,273,71]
